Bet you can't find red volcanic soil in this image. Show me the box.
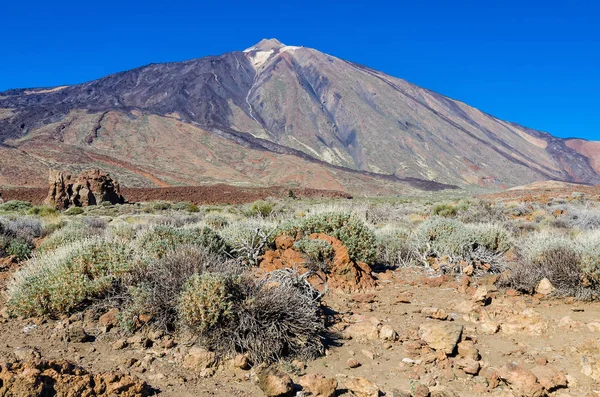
[0,184,351,205]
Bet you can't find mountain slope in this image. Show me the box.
[0,38,598,190]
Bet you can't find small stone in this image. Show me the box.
[535,278,554,295]
[455,357,480,375]
[472,286,491,305]
[530,365,567,391]
[344,377,379,397]
[421,307,448,321]
[418,323,463,354]
[379,325,398,341]
[345,321,380,341]
[347,358,361,368]
[497,363,544,397]
[414,384,430,397]
[183,346,217,374]
[234,354,251,370]
[14,347,41,361]
[112,339,127,350]
[298,373,338,397]
[361,349,375,360]
[98,308,120,330]
[68,325,91,343]
[258,366,294,397]
[457,340,480,360]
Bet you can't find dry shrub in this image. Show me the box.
[122,245,240,330]
[500,232,599,299]
[182,269,328,363]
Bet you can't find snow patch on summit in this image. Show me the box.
[247,50,274,69]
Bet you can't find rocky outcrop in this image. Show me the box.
[0,359,151,396]
[259,233,375,292]
[44,169,125,209]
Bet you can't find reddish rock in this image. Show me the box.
[298,373,338,397]
[44,169,125,209]
[497,363,544,397]
[259,233,375,292]
[0,359,150,396]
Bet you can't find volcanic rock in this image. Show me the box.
[44,169,125,209]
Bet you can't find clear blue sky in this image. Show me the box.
[1,0,598,141]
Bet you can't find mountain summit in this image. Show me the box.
[0,39,598,190]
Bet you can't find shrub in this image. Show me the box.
[246,200,275,217]
[65,207,85,216]
[500,232,599,299]
[6,238,33,260]
[376,229,421,267]
[432,203,457,218]
[123,246,240,330]
[135,225,228,258]
[189,269,327,363]
[6,239,136,317]
[415,218,513,272]
[220,219,276,265]
[458,200,508,224]
[0,200,33,213]
[27,206,59,217]
[577,231,600,283]
[37,222,105,252]
[293,238,334,272]
[178,273,240,333]
[204,213,229,230]
[278,212,377,264]
[171,201,200,213]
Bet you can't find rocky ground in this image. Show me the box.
[1,263,599,396]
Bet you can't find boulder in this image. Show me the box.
[418,323,463,354]
[344,377,380,397]
[298,373,337,397]
[257,366,294,396]
[44,169,125,209]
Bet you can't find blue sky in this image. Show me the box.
[1,0,598,140]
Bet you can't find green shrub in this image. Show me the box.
[178,273,238,333]
[204,213,229,230]
[432,203,457,218]
[293,238,334,272]
[171,201,200,213]
[246,200,275,217]
[0,200,33,213]
[6,239,135,317]
[135,225,228,258]
[27,206,59,217]
[417,218,513,259]
[278,212,377,263]
[123,246,240,330]
[64,207,85,216]
[294,238,334,263]
[6,238,33,260]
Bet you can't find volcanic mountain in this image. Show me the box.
[0,38,598,192]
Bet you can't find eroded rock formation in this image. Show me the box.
[44,169,125,209]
